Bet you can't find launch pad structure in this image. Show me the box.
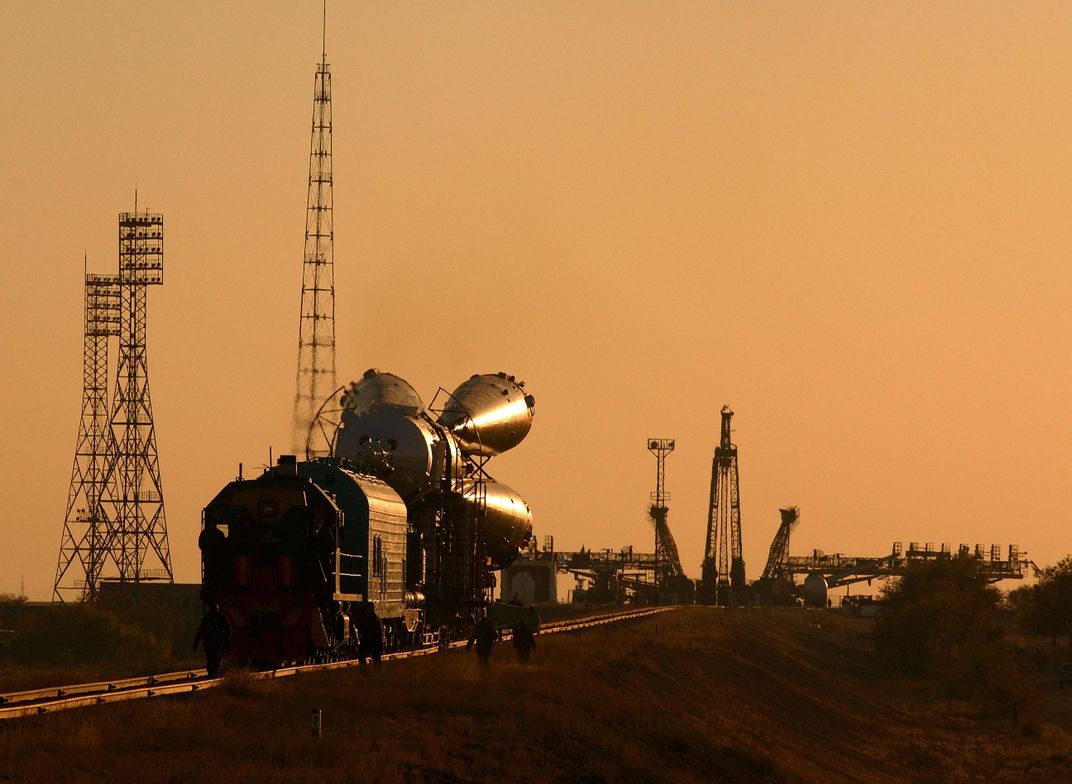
[786,541,1031,590]
[700,405,745,606]
[506,440,694,607]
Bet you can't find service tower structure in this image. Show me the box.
[292,7,337,454]
[699,405,745,606]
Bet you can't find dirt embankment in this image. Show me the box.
[1,608,1070,783]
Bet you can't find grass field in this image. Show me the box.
[1,608,1070,783]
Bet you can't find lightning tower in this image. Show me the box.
[53,270,121,601]
[647,438,686,601]
[293,5,336,452]
[699,405,745,605]
[57,205,173,600]
[101,208,172,583]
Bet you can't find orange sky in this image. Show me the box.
[0,1,1069,599]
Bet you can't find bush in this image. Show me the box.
[1008,556,1072,646]
[0,603,175,670]
[874,557,1035,718]
[875,557,1002,673]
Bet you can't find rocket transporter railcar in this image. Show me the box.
[199,370,536,664]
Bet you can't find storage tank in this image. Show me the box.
[438,372,535,457]
[340,368,424,416]
[802,572,828,608]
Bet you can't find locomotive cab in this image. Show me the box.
[201,455,409,663]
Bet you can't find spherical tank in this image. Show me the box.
[463,477,533,569]
[802,572,828,608]
[335,409,450,498]
[438,372,535,457]
[340,369,424,416]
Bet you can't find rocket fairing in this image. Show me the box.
[335,369,536,569]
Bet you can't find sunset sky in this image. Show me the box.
[0,1,1068,600]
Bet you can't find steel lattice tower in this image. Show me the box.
[53,271,121,602]
[647,438,684,599]
[760,506,800,581]
[293,17,336,454]
[700,405,745,605]
[100,209,173,584]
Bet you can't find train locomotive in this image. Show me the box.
[200,370,536,663]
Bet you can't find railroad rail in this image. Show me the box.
[0,606,673,720]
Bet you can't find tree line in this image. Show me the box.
[872,554,1072,720]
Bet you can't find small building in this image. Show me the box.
[500,558,558,604]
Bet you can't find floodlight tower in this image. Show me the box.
[101,208,173,584]
[53,270,121,602]
[699,406,744,605]
[647,438,676,597]
[292,6,337,453]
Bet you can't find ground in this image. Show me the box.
[1,608,1070,783]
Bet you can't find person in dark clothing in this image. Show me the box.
[197,526,227,596]
[193,604,231,677]
[356,603,383,667]
[467,613,497,668]
[511,620,536,665]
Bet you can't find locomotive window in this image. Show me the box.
[372,536,383,578]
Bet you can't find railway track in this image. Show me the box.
[0,606,673,720]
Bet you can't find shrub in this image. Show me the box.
[874,557,1035,717]
[0,603,175,669]
[1007,556,1072,646]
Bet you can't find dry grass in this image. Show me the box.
[1,608,1070,783]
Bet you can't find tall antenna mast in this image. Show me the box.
[292,1,337,453]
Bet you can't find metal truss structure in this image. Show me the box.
[760,506,800,581]
[646,438,687,600]
[53,272,121,601]
[785,541,1030,589]
[55,207,173,600]
[699,405,745,605]
[293,19,336,453]
[102,210,172,584]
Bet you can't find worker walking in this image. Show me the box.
[193,604,231,677]
[467,612,497,668]
[511,620,536,665]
